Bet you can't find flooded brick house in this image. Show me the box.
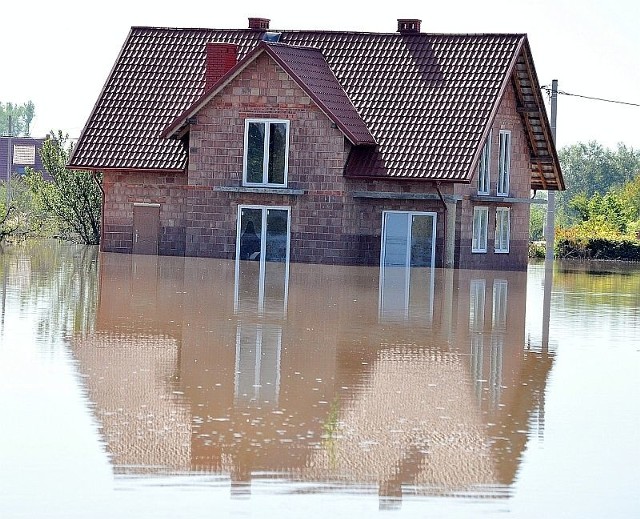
[68,17,563,270]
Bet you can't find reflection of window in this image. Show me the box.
[495,207,510,253]
[235,205,290,316]
[490,279,507,407]
[235,323,281,406]
[472,206,488,253]
[13,145,36,165]
[243,119,289,186]
[378,262,434,324]
[477,133,491,195]
[490,335,504,407]
[469,279,486,401]
[492,279,508,329]
[497,130,511,196]
[469,279,486,331]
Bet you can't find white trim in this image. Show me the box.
[472,206,489,253]
[494,206,511,253]
[380,210,437,268]
[497,130,511,196]
[243,119,290,187]
[477,131,491,195]
[234,204,291,314]
[133,202,161,207]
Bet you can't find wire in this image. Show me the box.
[540,85,640,107]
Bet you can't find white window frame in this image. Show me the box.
[497,130,511,196]
[477,132,491,195]
[13,144,36,165]
[495,207,510,253]
[380,210,437,268]
[472,206,489,253]
[243,119,290,187]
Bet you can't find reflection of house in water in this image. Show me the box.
[71,254,191,473]
[70,253,554,502]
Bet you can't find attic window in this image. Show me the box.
[243,119,289,187]
[13,145,36,165]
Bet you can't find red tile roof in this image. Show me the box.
[69,26,562,189]
[163,42,376,146]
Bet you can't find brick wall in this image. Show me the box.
[100,53,530,271]
[184,52,454,266]
[101,169,188,255]
[454,83,531,270]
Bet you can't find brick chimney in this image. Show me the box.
[248,17,270,30]
[397,19,421,34]
[205,43,237,90]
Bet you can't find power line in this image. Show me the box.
[540,85,640,107]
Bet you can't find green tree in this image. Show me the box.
[25,131,101,244]
[569,191,633,234]
[617,175,640,221]
[0,101,36,136]
[529,204,546,241]
[557,142,640,224]
[0,175,45,243]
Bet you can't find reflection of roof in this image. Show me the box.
[304,347,497,491]
[71,332,191,473]
[69,26,562,189]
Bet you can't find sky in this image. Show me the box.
[2,0,639,150]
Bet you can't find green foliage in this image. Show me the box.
[0,101,36,136]
[616,175,640,222]
[0,175,49,243]
[529,204,546,241]
[557,141,640,225]
[556,232,640,261]
[528,241,545,259]
[553,142,640,261]
[25,131,102,245]
[568,191,634,234]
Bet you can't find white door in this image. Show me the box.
[381,211,436,267]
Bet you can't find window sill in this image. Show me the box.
[471,250,487,254]
[470,195,540,204]
[214,186,305,195]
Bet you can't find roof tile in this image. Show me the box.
[69,27,559,186]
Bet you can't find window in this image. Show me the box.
[477,133,491,194]
[243,119,289,186]
[497,130,511,196]
[472,206,489,253]
[381,211,437,268]
[237,205,290,263]
[13,145,36,165]
[495,207,510,253]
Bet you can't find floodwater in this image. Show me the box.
[0,241,638,518]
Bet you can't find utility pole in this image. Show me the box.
[542,79,558,350]
[544,80,558,260]
[5,116,13,206]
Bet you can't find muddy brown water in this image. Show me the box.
[1,241,638,518]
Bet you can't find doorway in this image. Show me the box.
[381,211,437,267]
[235,206,290,316]
[133,204,160,255]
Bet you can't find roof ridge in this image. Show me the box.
[128,26,527,38]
